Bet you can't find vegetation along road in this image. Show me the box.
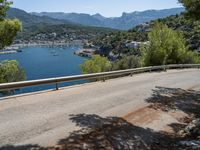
[0,69,200,149]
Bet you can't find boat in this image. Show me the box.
[53,53,59,56]
[17,49,22,52]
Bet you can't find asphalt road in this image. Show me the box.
[0,69,200,147]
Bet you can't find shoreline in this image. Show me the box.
[0,41,84,55]
[0,50,18,54]
[13,41,83,48]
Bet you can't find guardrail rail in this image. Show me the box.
[0,64,199,92]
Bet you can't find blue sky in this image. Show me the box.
[12,0,182,17]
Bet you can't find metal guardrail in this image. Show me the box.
[0,64,199,92]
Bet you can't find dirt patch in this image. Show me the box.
[123,107,161,126]
[123,106,188,134]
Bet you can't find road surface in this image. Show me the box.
[0,69,200,148]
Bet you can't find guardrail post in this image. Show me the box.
[163,65,167,72]
[103,76,105,82]
[130,72,133,77]
[181,64,183,69]
[56,82,59,90]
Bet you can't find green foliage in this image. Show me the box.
[0,19,21,49]
[179,0,200,20]
[141,23,199,66]
[0,0,25,89]
[0,60,26,84]
[111,56,141,70]
[80,55,111,74]
[155,15,200,50]
[80,55,141,82]
[0,0,21,49]
[0,0,12,21]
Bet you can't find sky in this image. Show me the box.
[12,0,182,17]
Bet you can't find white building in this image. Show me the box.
[126,41,149,49]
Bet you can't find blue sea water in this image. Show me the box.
[0,46,87,96]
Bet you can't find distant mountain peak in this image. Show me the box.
[92,13,103,17]
[92,13,105,20]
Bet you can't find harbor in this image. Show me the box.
[0,40,84,55]
[0,46,22,54]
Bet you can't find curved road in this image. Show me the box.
[0,69,200,147]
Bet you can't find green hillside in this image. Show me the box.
[7,8,116,41]
[18,23,117,41]
[91,14,200,57]
[7,8,69,27]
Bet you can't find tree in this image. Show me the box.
[111,56,141,71]
[0,60,26,84]
[0,0,21,49]
[141,22,199,66]
[0,0,12,21]
[80,55,111,74]
[0,19,22,49]
[179,0,200,20]
[0,0,25,91]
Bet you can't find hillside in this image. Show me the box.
[91,14,200,58]
[7,8,69,27]
[32,8,184,30]
[18,23,116,41]
[6,8,116,41]
[155,15,200,50]
[137,14,200,50]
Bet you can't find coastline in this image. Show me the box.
[0,50,18,54]
[0,40,84,55]
[13,40,84,48]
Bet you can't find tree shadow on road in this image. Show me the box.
[146,86,200,118]
[56,87,200,149]
[55,113,190,150]
[0,113,184,150]
[58,114,155,150]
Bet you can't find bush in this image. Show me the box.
[0,60,26,84]
[141,22,199,66]
[0,19,22,49]
[0,0,22,49]
[80,55,111,74]
[111,56,141,71]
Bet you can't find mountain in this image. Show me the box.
[32,8,185,30]
[6,8,115,41]
[7,8,69,27]
[31,12,103,27]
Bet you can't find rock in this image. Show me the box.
[180,140,200,149]
[178,130,185,136]
[184,119,200,137]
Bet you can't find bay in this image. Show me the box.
[0,45,87,96]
